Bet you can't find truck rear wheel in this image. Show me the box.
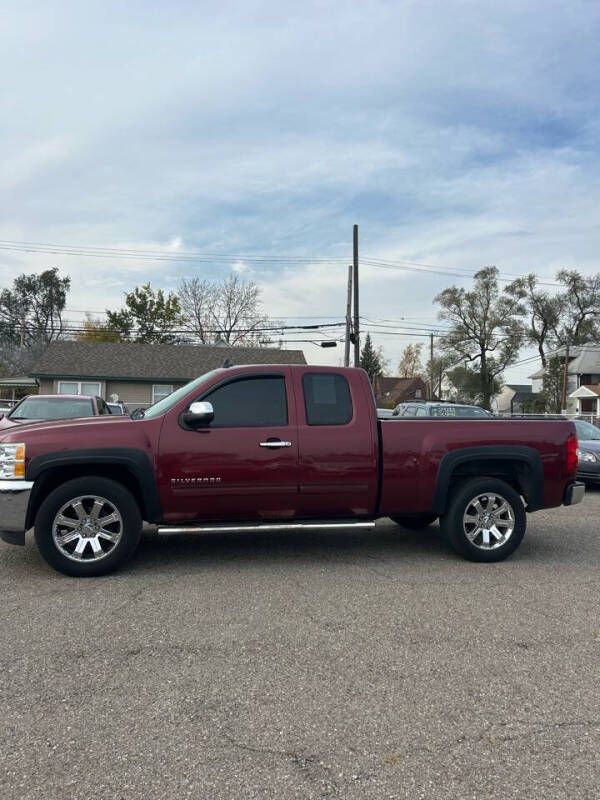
[440,478,526,562]
[391,514,437,529]
[34,477,143,577]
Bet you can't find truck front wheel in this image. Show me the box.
[34,477,143,576]
[440,478,526,562]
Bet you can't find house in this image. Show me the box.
[492,384,539,414]
[0,375,39,404]
[29,340,307,408]
[569,385,600,417]
[530,344,600,414]
[373,375,431,408]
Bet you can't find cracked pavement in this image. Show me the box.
[1,488,599,799]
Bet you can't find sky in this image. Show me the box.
[1,0,600,381]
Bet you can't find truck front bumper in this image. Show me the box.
[563,481,585,506]
[0,479,34,546]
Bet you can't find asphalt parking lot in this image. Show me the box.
[1,489,599,800]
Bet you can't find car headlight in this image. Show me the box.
[0,443,26,479]
[577,448,598,463]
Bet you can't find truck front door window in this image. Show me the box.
[204,376,288,427]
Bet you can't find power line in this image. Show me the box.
[0,238,566,286]
[0,240,346,265]
[361,258,560,287]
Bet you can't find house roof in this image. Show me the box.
[529,344,600,379]
[505,384,532,393]
[30,340,307,382]
[374,375,433,403]
[0,376,38,387]
[569,384,600,398]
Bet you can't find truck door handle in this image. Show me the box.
[259,440,292,448]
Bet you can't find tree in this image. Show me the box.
[506,273,562,368]
[548,270,600,410]
[360,333,383,383]
[540,354,564,413]
[445,364,499,405]
[178,274,271,346]
[425,349,459,399]
[77,315,123,343]
[106,284,184,344]
[0,267,70,348]
[550,270,600,347]
[435,266,525,409]
[397,343,424,378]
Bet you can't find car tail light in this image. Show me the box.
[566,433,578,475]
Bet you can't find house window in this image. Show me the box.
[414,388,423,399]
[152,384,173,404]
[58,381,101,397]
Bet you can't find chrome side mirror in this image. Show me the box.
[183,400,214,427]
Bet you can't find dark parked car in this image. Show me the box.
[0,394,111,429]
[574,419,600,484]
[392,401,492,418]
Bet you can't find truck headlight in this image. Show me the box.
[577,449,598,463]
[0,443,26,479]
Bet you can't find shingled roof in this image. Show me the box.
[30,340,307,382]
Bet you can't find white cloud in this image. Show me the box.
[1,0,599,378]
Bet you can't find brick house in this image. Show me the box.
[373,375,431,408]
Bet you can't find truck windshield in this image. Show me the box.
[142,370,222,420]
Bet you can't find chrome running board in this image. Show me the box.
[157,520,376,535]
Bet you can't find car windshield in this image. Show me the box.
[142,370,222,419]
[9,397,94,420]
[574,420,600,441]
[429,405,490,417]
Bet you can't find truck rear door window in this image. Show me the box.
[205,375,288,427]
[302,373,353,426]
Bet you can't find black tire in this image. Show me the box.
[34,477,143,577]
[391,513,438,529]
[440,477,526,562]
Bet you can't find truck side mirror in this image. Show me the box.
[182,401,214,427]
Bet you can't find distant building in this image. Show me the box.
[30,340,306,408]
[569,385,600,417]
[492,384,539,414]
[530,344,600,414]
[373,375,432,408]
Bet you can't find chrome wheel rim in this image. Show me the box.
[462,492,515,550]
[52,495,123,562]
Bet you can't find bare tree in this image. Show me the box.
[397,343,424,378]
[435,266,525,409]
[0,267,70,348]
[506,273,562,368]
[178,274,271,346]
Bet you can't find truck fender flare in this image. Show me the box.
[431,445,544,515]
[25,448,161,527]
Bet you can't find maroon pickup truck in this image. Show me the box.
[0,364,584,576]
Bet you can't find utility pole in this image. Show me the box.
[352,224,360,368]
[561,341,570,413]
[344,265,352,367]
[429,332,434,399]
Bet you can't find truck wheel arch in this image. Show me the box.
[25,448,161,529]
[431,445,544,516]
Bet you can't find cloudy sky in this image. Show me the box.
[2,0,599,379]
